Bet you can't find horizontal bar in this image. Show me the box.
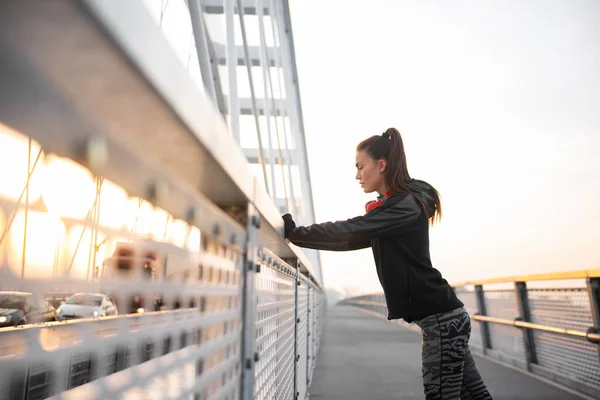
[343,300,386,308]
[225,96,287,115]
[472,315,600,341]
[452,269,600,287]
[204,5,271,16]
[213,43,278,67]
[49,330,241,399]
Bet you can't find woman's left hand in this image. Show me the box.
[282,214,296,238]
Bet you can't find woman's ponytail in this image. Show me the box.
[357,127,443,225]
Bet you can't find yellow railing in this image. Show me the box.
[341,268,600,398]
[451,268,600,287]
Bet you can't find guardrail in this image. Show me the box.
[340,270,600,399]
[0,1,324,399]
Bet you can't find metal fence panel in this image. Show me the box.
[343,276,600,399]
[0,1,325,399]
[456,291,483,351]
[296,277,309,400]
[253,251,296,400]
[529,288,600,392]
[0,236,245,399]
[482,289,526,365]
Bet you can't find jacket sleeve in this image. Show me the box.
[289,238,372,251]
[287,195,422,245]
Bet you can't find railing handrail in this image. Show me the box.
[451,268,600,287]
[471,314,600,343]
[337,269,600,302]
[338,269,600,398]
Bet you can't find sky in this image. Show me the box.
[1,1,598,296]
[288,0,600,295]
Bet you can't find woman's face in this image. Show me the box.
[355,150,387,194]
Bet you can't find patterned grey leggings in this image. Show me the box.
[414,307,493,399]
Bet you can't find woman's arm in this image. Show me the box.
[284,195,422,245]
[289,238,372,251]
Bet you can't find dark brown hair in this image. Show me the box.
[357,127,442,224]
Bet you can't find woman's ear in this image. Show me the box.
[378,159,387,173]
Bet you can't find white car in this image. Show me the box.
[56,293,118,320]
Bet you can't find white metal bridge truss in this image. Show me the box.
[0,1,323,399]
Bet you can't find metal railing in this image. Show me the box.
[0,1,324,399]
[341,270,600,399]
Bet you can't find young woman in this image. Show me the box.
[282,128,492,399]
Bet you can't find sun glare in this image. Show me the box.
[98,179,129,230]
[42,155,97,220]
[0,124,44,203]
[0,124,203,281]
[7,211,65,279]
[0,209,6,265]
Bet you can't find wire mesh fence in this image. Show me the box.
[341,277,600,399]
[0,102,323,400]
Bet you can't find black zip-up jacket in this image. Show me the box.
[286,179,463,322]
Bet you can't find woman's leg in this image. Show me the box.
[419,307,471,399]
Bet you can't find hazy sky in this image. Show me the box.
[288,0,600,294]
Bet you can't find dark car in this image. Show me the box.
[0,291,57,327]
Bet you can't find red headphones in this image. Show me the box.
[365,191,394,213]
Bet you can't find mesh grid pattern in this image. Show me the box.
[308,282,324,384]
[306,286,315,386]
[344,282,600,398]
[529,288,600,391]
[0,238,244,399]
[253,260,296,400]
[529,289,594,330]
[483,290,525,363]
[296,279,309,400]
[0,131,326,399]
[0,3,330,397]
[534,332,600,390]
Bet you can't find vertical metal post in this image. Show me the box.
[224,0,240,141]
[21,138,31,278]
[268,0,297,218]
[515,281,538,370]
[236,0,270,197]
[188,0,217,102]
[240,208,260,400]
[306,285,311,390]
[586,278,600,358]
[256,0,278,201]
[89,177,102,281]
[475,285,492,353]
[188,0,227,117]
[293,259,300,400]
[279,0,317,228]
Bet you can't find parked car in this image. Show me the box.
[0,291,57,327]
[56,293,118,320]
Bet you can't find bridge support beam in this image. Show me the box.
[515,281,538,371]
[475,285,492,353]
[293,259,300,400]
[586,278,600,358]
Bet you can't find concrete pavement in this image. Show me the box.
[309,306,585,400]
